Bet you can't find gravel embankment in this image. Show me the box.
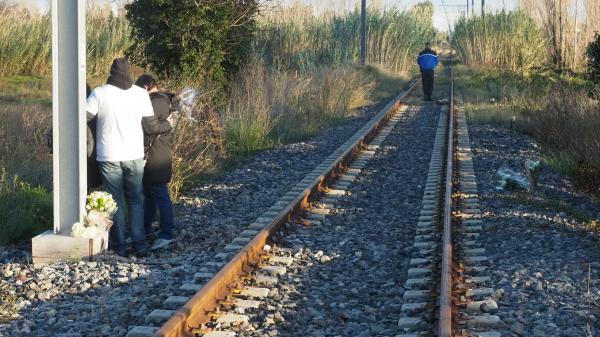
[468,123,600,337]
[0,99,397,337]
[228,101,442,337]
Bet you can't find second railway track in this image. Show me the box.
[126,61,503,337]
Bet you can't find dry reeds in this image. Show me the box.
[452,11,548,75]
[254,3,434,74]
[524,85,600,191]
[222,59,376,154]
[0,4,130,78]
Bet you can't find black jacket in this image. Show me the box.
[143,92,174,185]
[87,120,102,189]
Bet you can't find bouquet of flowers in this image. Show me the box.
[72,191,118,239]
[86,191,118,215]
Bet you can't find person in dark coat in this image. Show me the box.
[416,42,440,101]
[135,74,176,251]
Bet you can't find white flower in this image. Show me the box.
[86,191,118,216]
[71,222,87,238]
[71,222,106,239]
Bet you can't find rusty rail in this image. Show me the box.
[439,53,455,337]
[154,79,419,337]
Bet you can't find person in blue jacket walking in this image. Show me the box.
[417,42,440,101]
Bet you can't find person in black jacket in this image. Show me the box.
[135,74,176,251]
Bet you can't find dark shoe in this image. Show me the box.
[133,250,148,258]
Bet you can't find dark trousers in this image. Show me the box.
[421,70,434,100]
[143,184,175,240]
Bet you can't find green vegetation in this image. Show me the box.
[0,2,429,244]
[454,63,600,193]
[452,11,547,74]
[254,2,434,74]
[0,4,130,80]
[587,33,600,84]
[0,170,52,245]
[450,9,598,193]
[125,0,259,90]
[222,61,404,155]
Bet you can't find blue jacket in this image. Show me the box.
[417,48,439,71]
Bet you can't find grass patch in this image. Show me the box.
[0,75,51,105]
[497,192,593,224]
[545,152,579,178]
[254,3,435,74]
[0,171,52,246]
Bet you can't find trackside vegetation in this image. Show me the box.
[452,11,547,75]
[452,10,600,194]
[0,2,432,245]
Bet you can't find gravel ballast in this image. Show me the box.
[0,99,397,337]
[226,100,443,337]
[467,122,600,337]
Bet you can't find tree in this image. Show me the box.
[586,33,600,83]
[125,0,259,89]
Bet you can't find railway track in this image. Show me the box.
[125,61,502,337]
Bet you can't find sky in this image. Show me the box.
[26,0,519,31]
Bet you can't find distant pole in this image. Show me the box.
[472,0,474,16]
[360,0,366,66]
[466,0,469,17]
[481,0,485,18]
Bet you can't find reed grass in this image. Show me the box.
[222,59,379,155]
[0,5,130,79]
[254,3,434,74]
[452,11,548,75]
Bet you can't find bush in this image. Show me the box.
[0,170,52,246]
[586,33,600,84]
[125,0,259,90]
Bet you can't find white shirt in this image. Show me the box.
[86,84,154,162]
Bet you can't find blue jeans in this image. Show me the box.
[98,159,146,254]
[143,184,175,240]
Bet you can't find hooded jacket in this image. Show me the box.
[417,48,439,71]
[143,92,175,185]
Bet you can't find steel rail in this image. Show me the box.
[439,52,455,337]
[153,79,419,337]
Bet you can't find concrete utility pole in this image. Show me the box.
[32,0,102,265]
[52,0,88,234]
[360,0,366,66]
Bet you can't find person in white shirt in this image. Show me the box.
[86,59,172,257]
